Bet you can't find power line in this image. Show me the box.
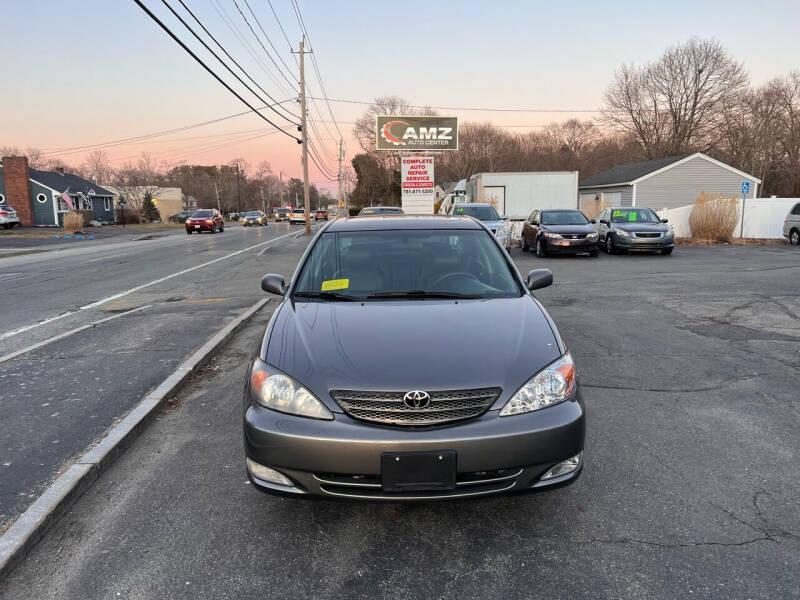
[161,0,299,125]
[312,96,599,113]
[131,0,300,141]
[175,0,298,123]
[42,98,296,157]
[230,0,298,91]
[266,0,294,52]
[242,0,298,82]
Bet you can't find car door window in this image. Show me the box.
[792,203,800,216]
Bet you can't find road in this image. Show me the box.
[0,222,317,531]
[1,242,799,599]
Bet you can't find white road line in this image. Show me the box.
[0,226,317,341]
[258,246,272,256]
[0,305,152,364]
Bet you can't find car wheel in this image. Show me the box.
[220,224,225,232]
[661,248,673,255]
[186,230,192,235]
[211,224,217,234]
[536,239,547,258]
[790,229,800,245]
[605,235,615,255]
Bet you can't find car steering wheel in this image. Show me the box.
[431,272,482,289]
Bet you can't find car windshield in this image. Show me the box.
[244,212,261,217]
[541,210,589,225]
[610,208,660,223]
[0,206,15,212]
[360,207,402,215]
[453,205,500,221]
[192,211,213,218]
[276,209,289,214]
[294,229,521,300]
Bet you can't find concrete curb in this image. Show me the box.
[0,297,270,578]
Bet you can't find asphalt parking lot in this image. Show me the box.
[1,243,798,599]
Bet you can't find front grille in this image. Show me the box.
[632,232,661,238]
[562,233,587,240]
[330,387,501,426]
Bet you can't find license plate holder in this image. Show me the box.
[194,225,200,229]
[381,450,456,492]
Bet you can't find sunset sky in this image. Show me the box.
[1,0,798,193]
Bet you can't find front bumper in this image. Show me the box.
[243,389,585,500]
[185,223,214,232]
[614,234,674,251]
[544,237,598,253]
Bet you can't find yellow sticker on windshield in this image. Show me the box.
[321,278,349,291]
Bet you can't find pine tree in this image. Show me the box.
[141,192,161,222]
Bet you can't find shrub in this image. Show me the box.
[689,192,739,242]
[63,211,85,233]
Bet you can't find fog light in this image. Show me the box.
[541,451,582,480]
[246,458,293,487]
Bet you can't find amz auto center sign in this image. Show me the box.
[401,157,435,214]
[376,116,458,151]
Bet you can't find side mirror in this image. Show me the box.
[501,214,508,220]
[590,219,597,224]
[661,218,669,223]
[600,219,609,225]
[526,268,553,291]
[261,274,288,295]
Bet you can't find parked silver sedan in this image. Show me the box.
[0,205,21,229]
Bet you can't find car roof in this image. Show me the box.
[327,215,483,232]
[541,208,582,212]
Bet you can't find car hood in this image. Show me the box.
[480,219,506,230]
[613,222,669,232]
[262,296,561,411]
[541,224,595,234]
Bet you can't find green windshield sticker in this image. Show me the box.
[455,207,464,213]
[612,210,625,217]
[628,212,637,221]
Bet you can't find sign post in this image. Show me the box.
[740,181,750,238]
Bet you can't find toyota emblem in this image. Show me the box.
[403,390,430,409]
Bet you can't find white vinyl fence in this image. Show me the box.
[657,198,798,239]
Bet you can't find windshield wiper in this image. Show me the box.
[366,290,482,299]
[293,291,361,301]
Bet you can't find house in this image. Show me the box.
[0,156,115,226]
[578,153,761,211]
[103,186,188,220]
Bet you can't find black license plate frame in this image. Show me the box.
[381,450,456,492]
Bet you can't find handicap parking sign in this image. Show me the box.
[741,181,750,195]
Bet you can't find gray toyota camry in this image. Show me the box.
[244,215,585,500]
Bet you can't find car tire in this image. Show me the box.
[605,236,615,255]
[790,228,800,246]
[661,248,673,255]
[220,224,225,232]
[536,239,547,258]
[211,224,217,234]
[590,250,599,257]
[186,230,192,235]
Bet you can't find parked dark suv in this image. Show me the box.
[245,216,585,500]
[597,207,674,255]
[522,209,599,257]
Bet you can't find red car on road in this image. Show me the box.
[185,209,225,234]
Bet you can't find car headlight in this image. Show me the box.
[542,231,562,239]
[249,359,333,420]
[614,229,630,237]
[587,231,598,238]
[500,352,576,416]
[664,230,674,238]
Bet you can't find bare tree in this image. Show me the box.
[603,38,749,157]
[113,153,163,221]
[81,149,114,185]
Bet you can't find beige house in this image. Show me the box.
[103,186,185,220]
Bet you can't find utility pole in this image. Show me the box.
[260,187,266,214]
[338,138,344,217]
[279,171,285,207]
[213,182,221,214]
[234,163,241,214]
[299,38,311,235]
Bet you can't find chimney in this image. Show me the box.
[1,156,34,226]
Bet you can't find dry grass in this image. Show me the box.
[581,198,609,220]
[689,192,739,242]
[62,211,85,234]
[676,237,783,246]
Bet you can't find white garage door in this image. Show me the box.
[602,191,622,205]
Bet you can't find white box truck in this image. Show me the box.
[465,172,579,220]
